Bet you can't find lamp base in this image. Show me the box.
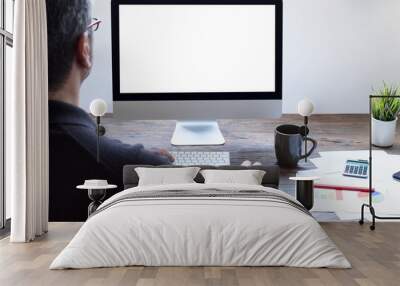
[299,126,309,137]
[97,125,106,136]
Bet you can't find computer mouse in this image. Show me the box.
[393,171,400,181]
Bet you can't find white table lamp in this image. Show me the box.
[90,99,107,117]
[297,99,314,162]
[298,99,314,117]
[90,99,108,163]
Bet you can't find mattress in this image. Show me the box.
[50,183,351,269]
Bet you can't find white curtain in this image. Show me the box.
[8,0,49,242]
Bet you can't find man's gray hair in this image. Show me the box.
[46,0,91,92]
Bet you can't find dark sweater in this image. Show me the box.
[49,100,170,221]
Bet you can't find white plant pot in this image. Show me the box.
[371,117,397,147]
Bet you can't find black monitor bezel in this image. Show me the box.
[111,0,283,101]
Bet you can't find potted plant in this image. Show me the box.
[371,83,400,147]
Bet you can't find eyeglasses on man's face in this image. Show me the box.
[87,18,102,32]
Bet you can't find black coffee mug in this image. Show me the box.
[275,124,317,168]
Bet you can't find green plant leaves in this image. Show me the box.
[372,82,400,122]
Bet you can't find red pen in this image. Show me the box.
[315,184,374,193]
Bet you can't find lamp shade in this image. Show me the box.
[297,99,314,117]
[90,99,107,117]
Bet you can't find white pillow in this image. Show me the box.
[200,169,266,185]
[135,167,201,186]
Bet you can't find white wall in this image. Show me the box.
[81,0,400,114]
[80,0,113,112]
[283,0,400,113]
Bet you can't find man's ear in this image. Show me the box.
[76,33,92,72]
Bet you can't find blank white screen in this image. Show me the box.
[119,5,276,93]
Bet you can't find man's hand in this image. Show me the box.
[151,148,175,163]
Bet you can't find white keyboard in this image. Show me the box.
[170,151,230,166]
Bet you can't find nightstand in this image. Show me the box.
[289,176,319,210]
[77,180,117,217]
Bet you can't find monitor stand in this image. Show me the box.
[171,121,225,146]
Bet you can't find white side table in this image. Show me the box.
[289,176,319,210]
[77,181,117,217]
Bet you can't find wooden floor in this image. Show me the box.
[1,222,400,286]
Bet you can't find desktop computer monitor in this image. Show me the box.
[112,0,282,145]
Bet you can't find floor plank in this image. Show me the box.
[1,222,400,286]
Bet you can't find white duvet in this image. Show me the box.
[50,183,351,269]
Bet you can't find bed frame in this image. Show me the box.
[123,165,280,189]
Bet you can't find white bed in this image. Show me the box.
[50,183,350,269]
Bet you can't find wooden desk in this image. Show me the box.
[102,114,371,193]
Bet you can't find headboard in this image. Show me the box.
[123,165,280,190]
